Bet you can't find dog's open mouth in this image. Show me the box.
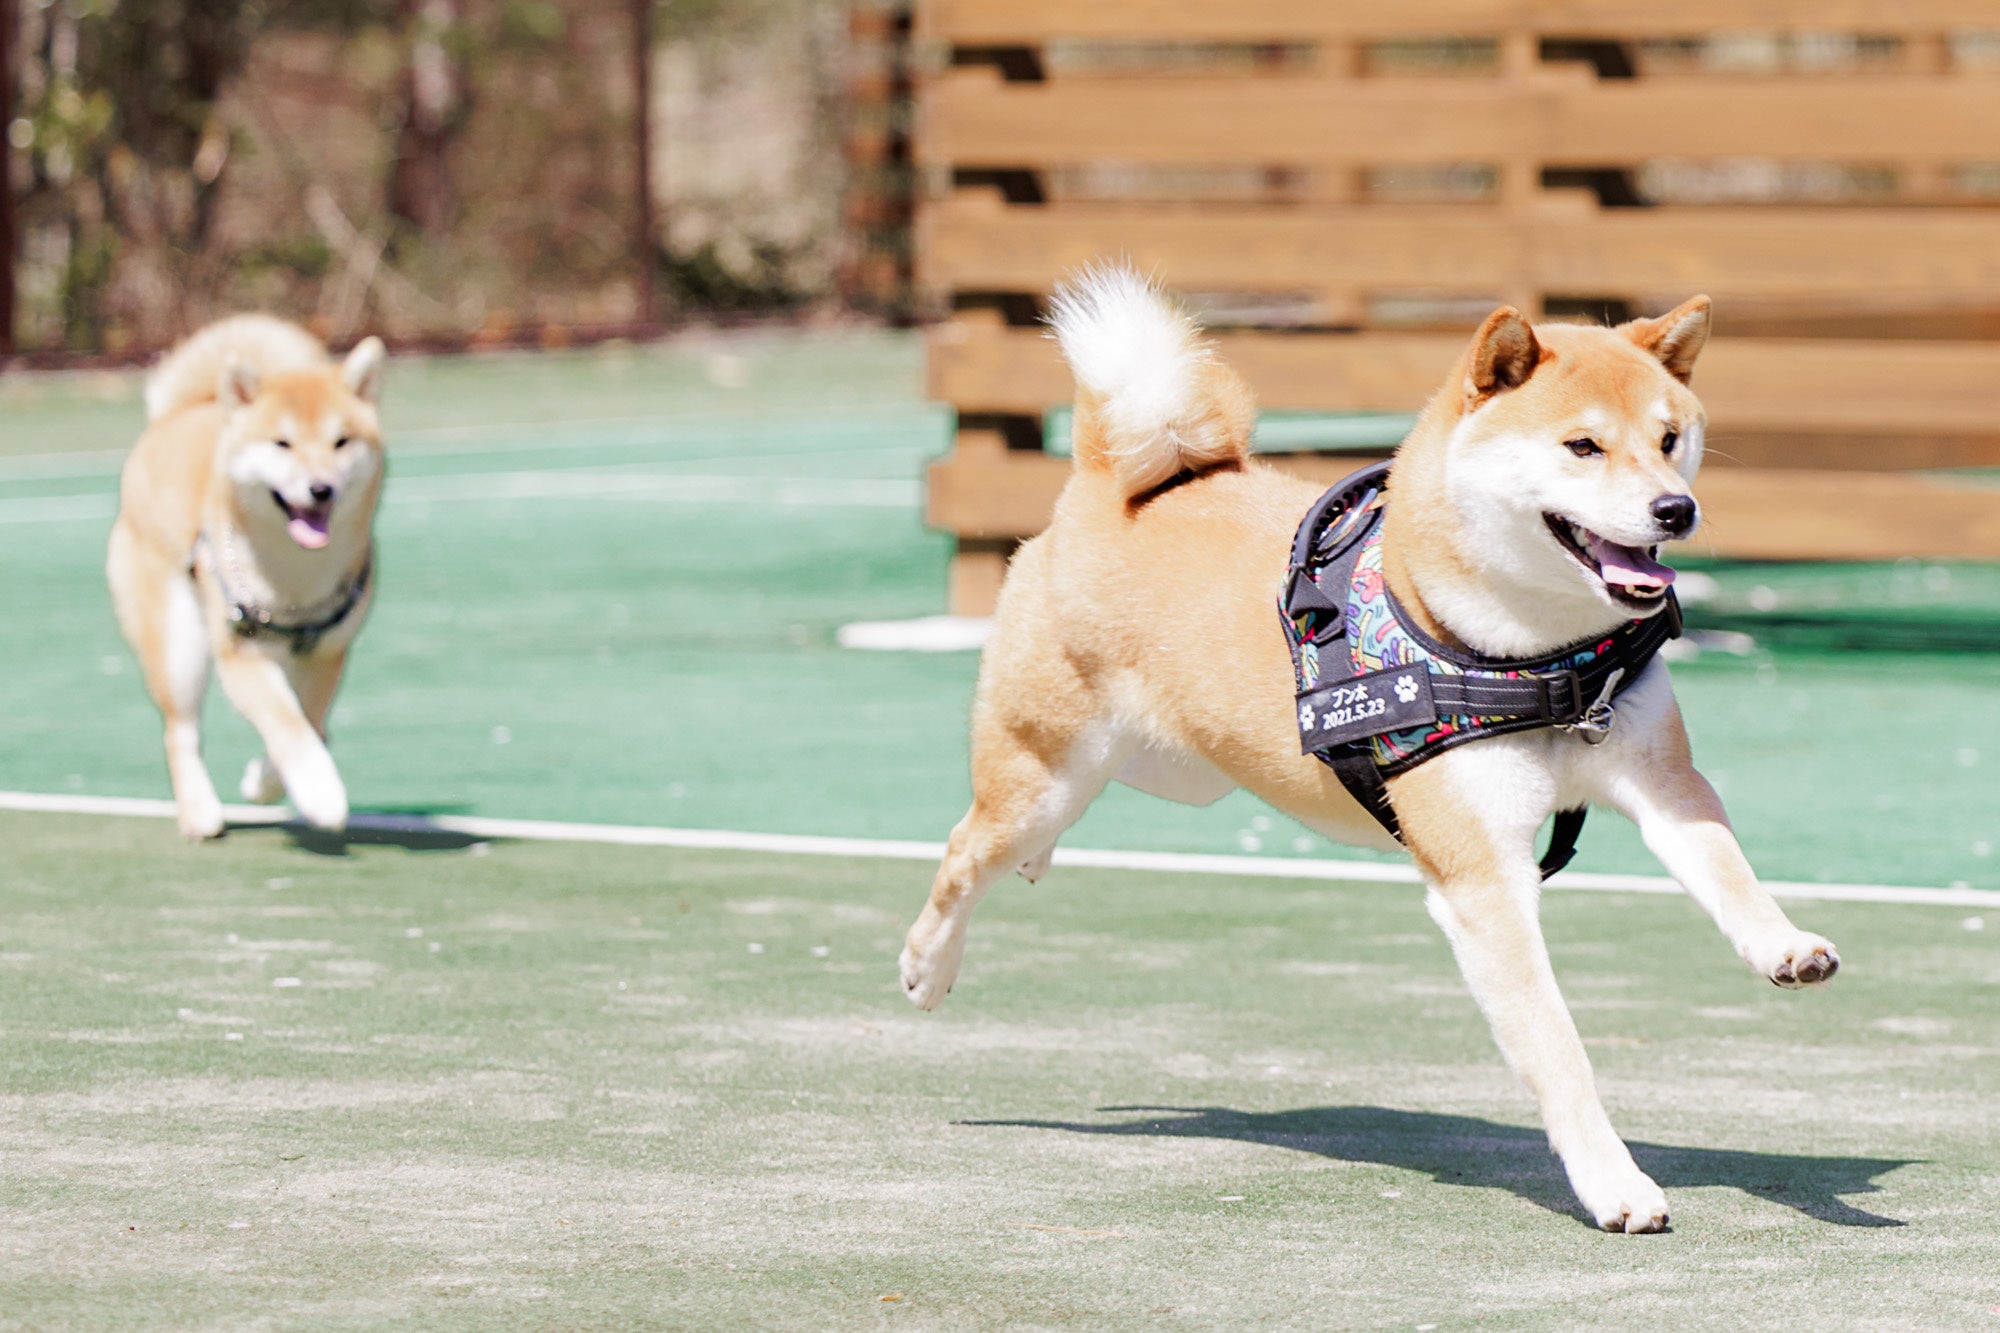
[272,491,334,549]
[1543,514,1674,610]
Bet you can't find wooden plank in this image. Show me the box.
[920,0,2000,43]
[927,323,2000,438]
[924,449,1387,538]
[925,447,2000,561]
[927,322,1460,417]
[1694,470,2000,561]
[920,200,2000,305]
[919,71,2000,167]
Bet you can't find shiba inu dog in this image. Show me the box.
[899,267,1840,1233]
[107,315,385,839]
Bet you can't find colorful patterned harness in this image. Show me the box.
[1280,462,1682,877]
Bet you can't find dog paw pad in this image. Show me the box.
[1768,944,1839,989]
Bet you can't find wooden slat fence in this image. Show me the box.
[913,0,2000,613]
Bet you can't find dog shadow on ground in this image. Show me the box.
[262,809,491,857]
[962,1105,1913,1229]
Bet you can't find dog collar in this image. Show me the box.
[192,530,374,656]
[1279,461,1681,878]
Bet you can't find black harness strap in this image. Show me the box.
[1539,808,1589,879]
[1281,463,1681,881]
[1326,721,1589,880]
[193,535,374,656]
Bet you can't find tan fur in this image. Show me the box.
[902,276,1838,1233]
[1050,264,1258,497]
[143,314,328,424]
[1069,360,1258,497]
[108,317,387,839]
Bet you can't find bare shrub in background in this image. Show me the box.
[5,0,852,355]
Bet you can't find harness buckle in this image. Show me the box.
[1562,666,1626,745]
[1540,669,1582,723]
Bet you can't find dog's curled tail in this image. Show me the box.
[1049,263,1255,499]
[144,314,328,424]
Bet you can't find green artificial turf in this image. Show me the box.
[2,329,1998,889]
[2,808,1996,1328]
[4,331,2000,1328]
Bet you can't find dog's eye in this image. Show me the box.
[1564,437,1602,459]
[1661,429,1679,455]
[333,437,350,450]
[273,439,291,450]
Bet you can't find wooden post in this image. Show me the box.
[631,0,657,326]
[1902,34,1954,205]
[1497,28,1542,317]
[840,1,914,317]
[1306,39,1367,326]
[0,0,15,357]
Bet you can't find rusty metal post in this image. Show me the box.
[0,0,16,356]
[631,0,656,327]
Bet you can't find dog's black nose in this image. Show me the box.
[1651,493,1697,536]
[308,482,335,505]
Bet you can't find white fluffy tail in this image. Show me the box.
[144,315,328,423]
[1048,263,1254,498]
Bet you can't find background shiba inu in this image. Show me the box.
[107,315,386,840]
[900,267,1841,1233]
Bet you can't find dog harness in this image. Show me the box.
[1279,462,1681,878]
[192,532,374,656]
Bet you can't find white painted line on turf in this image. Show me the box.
[2,789,1993,908]
[0,410,933,479]
[0,493,114,523]
[391,471,919,507]
[0,473,920,525]
[837,615,993,652]
[389,408,914,445]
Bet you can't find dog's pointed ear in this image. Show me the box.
[1622,296,1711,383]
[341,336,386,403]
[218,358,260,409]
[1463,306,1544,407]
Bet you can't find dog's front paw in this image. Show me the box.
[285,756,348,832]
[898,923,965,1012]
[239,756,285,804]
[1745,931,1840,989]
[178,795,226,841]
[1567,1156,1670,1234]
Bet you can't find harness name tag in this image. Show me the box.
[1296,666,1437,752]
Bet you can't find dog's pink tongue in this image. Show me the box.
[1587,534,1675,589]
[288,511,332,550]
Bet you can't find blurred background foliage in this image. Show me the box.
[5,0,859,355]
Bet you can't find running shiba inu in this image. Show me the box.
[107,316,386,839]
[900,267,1840,1233]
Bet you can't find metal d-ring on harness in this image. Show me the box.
[191,531,374,656]
[1563,667,1626,746]
[1279,462,1682,880]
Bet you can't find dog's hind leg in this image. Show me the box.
[1394,758,1670,1234]
[900,699,1121,1011]
[1017,846,1055,883]
[109,530,225,839]
[239,755,286,805]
